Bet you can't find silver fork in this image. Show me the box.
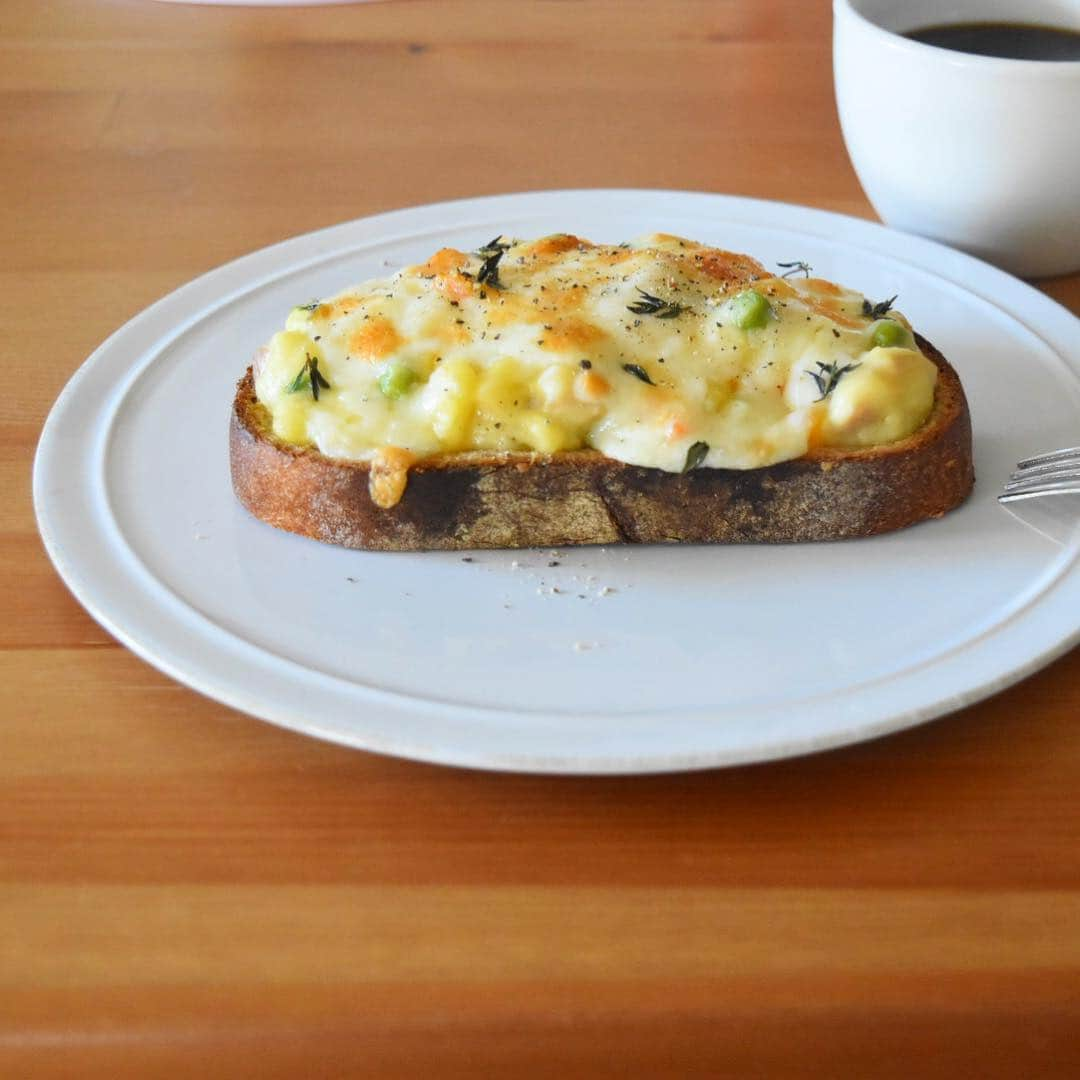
[999,446,1080,503]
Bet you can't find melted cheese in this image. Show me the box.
[253,234,937,479]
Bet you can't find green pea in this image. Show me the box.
[870,319,911,349]
[725,288,772,330]
[378,362,418,399]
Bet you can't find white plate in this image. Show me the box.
[34,190,1080,774]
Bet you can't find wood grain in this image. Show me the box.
[4,1,1079,1076]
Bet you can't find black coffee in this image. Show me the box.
[905,22,1080,61]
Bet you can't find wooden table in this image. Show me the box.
[6,1,1079,1075]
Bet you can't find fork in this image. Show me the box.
[999,447,1080,503]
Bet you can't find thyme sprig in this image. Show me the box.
[286,353,331,401]
[682,441,709,473]
[777,260,813,279]
[807,360,860,401]
[862,295,897,319]
[622,363,657,386]
[476,235,511,288]
[627,288,685,319]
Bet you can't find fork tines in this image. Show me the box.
[1016,446,1080,470]
[1000,447,1080,502]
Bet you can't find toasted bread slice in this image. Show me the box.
[230,334,973,550]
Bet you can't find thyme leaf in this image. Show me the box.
[622,363,656,386]
[477,235,510,256]
[296,300,321,312]
[682,441,709,473]
[285,367,309,395]
[862,295,897,319]
[286,353,331,401]
[626,288,684,319]
[476,235,511,289]
[807,360,859,401]
[477,250,505,287]
[777,260,813,279]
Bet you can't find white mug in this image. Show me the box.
[833,0,1080,278]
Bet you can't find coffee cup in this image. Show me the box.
[833,0,1080,278]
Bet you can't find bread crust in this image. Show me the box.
[229,335,974,550]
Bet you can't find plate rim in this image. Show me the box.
[33,188,1080,774]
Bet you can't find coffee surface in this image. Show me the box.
[905,22,1080,61]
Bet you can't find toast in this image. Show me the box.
[229,235,973,550]
[230,334,972,550]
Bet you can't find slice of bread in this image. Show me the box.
[230,334,973,550]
